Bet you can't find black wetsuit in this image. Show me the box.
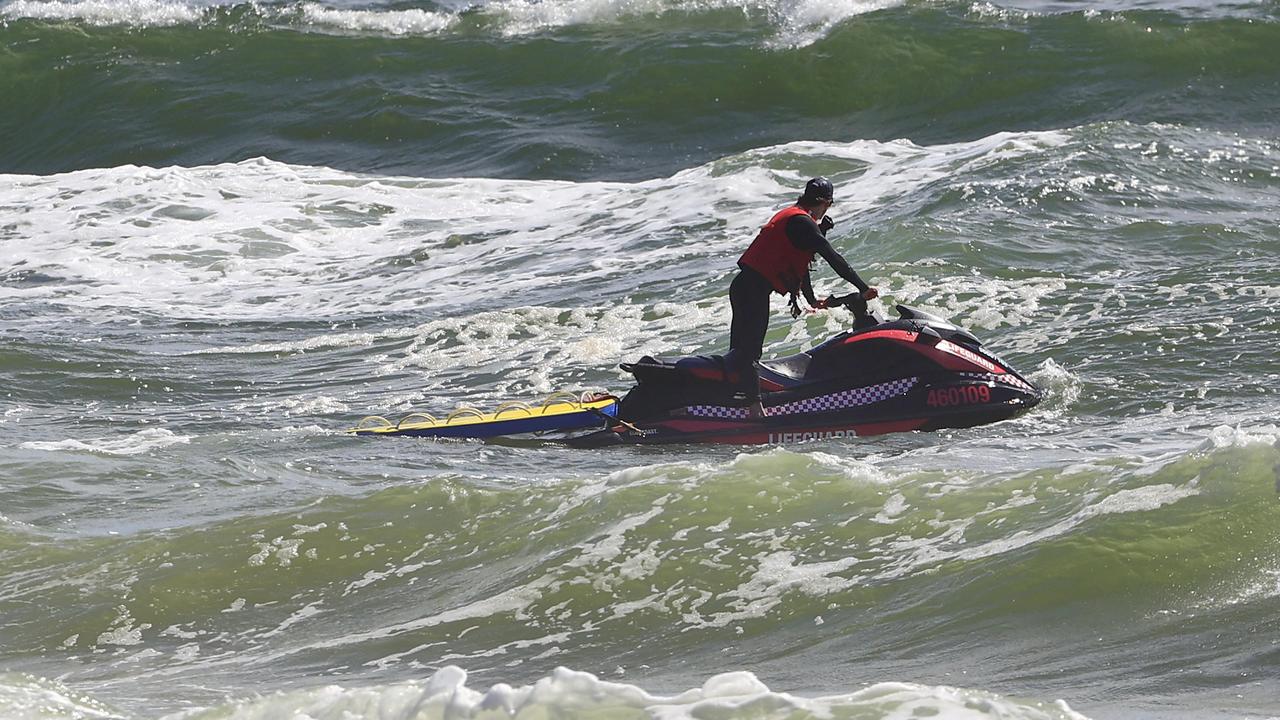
[728,213,869,402]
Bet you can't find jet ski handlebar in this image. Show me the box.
[822,292,869,311]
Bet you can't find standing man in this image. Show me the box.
[729,177,879,417]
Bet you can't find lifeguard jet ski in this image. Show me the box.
[568,295,1041,447]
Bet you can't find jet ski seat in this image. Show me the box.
[673,354,741,384]
[670,349,813,387]
[759,352,812,382]
[627,350,811,390]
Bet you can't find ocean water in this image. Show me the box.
[2,0,1279,717]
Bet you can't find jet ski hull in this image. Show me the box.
[570,304,1042,447]
[568,373,1038,447]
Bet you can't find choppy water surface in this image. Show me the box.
[2,0,1279,717]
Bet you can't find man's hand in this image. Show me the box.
[861,286,879,301]
[819,216,835,234]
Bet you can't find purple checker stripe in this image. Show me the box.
[767,377,917,417]
[962,372,1034,391]
[685,405,749,419]
[687,377,917,420]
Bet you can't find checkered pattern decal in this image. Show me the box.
[962,372,1036,392]
[685,405,752,419]
[687,377,917,419]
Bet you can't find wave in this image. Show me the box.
[2,435,1276,684]
[0,0,904,37]
[3,120,1275,327]
[0,129,1075,322]
[0,665,1096,720]
[0,673,125,719]
[3,0,1276,36]
[2,1,1278,177]
[0,0,205,26]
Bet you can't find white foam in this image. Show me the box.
[488,0,671,35]
[954,482,1200,564]
[2,130,1071,326]
[1026,358,1082,413]
[1198,423,1280,450]
[0,0,905,46]
[1217,566,1280,608]
[867,474,1205,583]
[1,0,203,26]
[566,505,666,571]
[295,576,555,656]
[332,302,726,401]
[19,427,192,456]
[872,492,909,523]
[257,600,325,639]
[806,449,895,484]
[278,394,349,416]
[966,1,1033,22]
[483,0,904,45]
[247,536,307,567]
[298,3,454,35]
[767,0,904,47]
[886,270,1068,332]
[95,605,151,647]
[0,673,124,719]
[689,550,861,628]
[140,665,1091,719]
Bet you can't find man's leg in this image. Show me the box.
[729,272,770,409]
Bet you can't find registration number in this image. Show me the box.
[926,385,991,407]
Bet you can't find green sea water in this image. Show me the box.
[1,0,1279,717]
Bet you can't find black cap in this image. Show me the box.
[801,176,834,203]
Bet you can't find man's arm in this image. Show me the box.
[786,215,870,293]
[800,271,818,307]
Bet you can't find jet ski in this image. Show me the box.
[567,295,1041,447]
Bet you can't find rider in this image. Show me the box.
[729,177,879,417]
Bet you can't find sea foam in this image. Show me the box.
[19,428,192,456]
[146,665,1090,720]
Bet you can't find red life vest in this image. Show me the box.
[738,205,815,294]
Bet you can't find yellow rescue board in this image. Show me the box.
[351,392,618,439]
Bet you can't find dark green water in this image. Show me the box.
[3,0,1279,178]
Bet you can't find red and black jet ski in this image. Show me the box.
[568,296,1041,447]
